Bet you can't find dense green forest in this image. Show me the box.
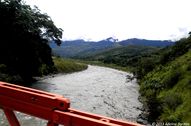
[0,0,87,84]
[138,34,191,123]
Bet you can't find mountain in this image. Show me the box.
[50,38,120,57]
[50,38,174,58]
[119,38,174,47]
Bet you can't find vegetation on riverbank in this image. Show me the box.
[140,51,191,123]
[138,35,191,123]
[0,57,88,83]
[80,60,131,72]
[53,57,88,73]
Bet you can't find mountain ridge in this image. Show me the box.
[50,37,174,58]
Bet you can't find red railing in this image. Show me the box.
[0,81,143,126]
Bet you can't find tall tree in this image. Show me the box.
[0,0,62,83]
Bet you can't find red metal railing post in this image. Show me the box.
[3,108,20,126]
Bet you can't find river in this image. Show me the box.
[0,65,142,126]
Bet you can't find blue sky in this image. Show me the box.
[25,0,191,41]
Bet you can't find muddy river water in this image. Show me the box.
[0,65,142,126]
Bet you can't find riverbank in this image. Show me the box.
[79,60,134,73]
[0,57,88,85]
[53,57,88,73]
[33,57,88,81]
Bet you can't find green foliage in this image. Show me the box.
[0,64,24,83]
[0,0,62,83]
[163,69,181,88]
[135,35,191,79]
[163,92,182,111]
[140,49,191,123]
[85,45,160,73]
[0,64,7,73]
[53,57,88,73]
[38,64,55,76]
[160,36,191,64]
[137,34,191,123]
[136,56,160,79]
[160,92,182,122]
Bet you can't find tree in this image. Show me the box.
[0,0,63,83]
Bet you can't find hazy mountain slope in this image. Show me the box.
[50,38,174,58]
[50,39,120,57]
[119,38,173,47]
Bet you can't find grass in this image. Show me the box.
[53,57,88,73]
[140,51,191,123]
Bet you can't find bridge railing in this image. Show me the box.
[0,81,143,126]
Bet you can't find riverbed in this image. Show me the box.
[0,65,142,125]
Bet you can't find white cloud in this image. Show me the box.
[25,0,191,41]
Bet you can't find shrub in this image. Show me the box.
[162,68,181,88]
[0,64,7,73]
[162,92,182,111]
[53,57,88,73]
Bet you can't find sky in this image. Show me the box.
[25,0,191,41]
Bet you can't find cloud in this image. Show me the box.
[25,0,191,41]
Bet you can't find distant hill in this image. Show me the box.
[50,38,120,57]
[119,38,174,47]
[85,45,160,67]
[50,38,174,58]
